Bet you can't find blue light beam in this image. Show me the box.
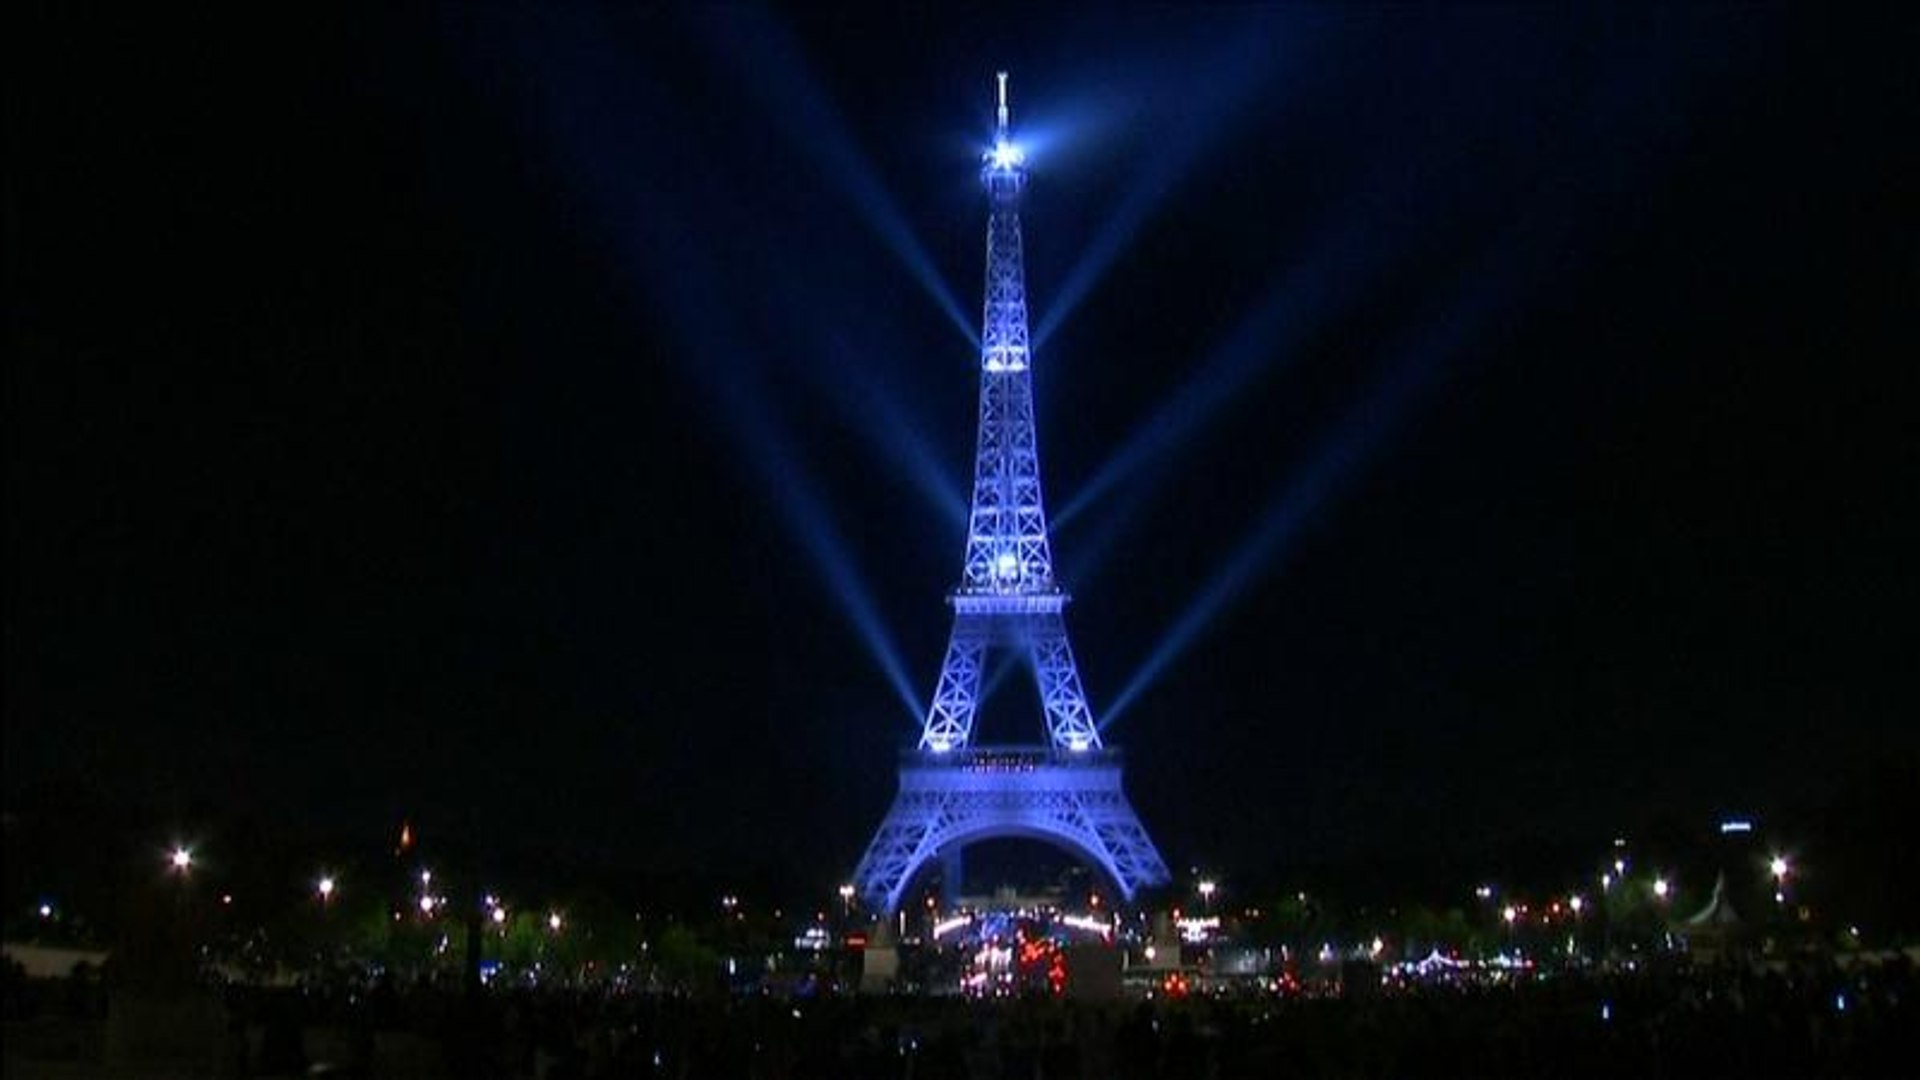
[489,14,925,726]
[1099,333,1445,731]
[796,326,968,529]
[685,7,978,350]
[1032,36,1284,353]
[1053,148,1437,538]
[669,318,926,726]
[1054,246,1335,533]
[1099,217,1560,733]
[1093,28,1709,731]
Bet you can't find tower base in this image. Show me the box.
[854,747,1170,914]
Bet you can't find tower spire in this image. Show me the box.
[996,70,1010,135]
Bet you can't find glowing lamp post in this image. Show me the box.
[163,845,198,920]
[317,876,336,904]
[1197,879,1217,912]
[1652,876,1671,901]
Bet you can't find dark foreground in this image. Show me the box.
[6,958,1915,1079]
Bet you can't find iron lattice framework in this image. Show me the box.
[854,75,1169,913]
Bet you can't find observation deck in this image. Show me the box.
[949,590,1068,616]
[903,745,1122,771]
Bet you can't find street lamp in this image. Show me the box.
[317,876,336,903]
[169,847,194,873]
[1769,855,1790,882]
[838,883,856,915]
[1652,876,1670,900]
[1197,879,1217,911]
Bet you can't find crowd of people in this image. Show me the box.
[6,952,1916,1078]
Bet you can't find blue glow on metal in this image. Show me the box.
[917,76,1107,752]
[856,750,1169,913]
[855,75,1168,911]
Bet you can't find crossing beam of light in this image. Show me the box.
[1054,247,1331,534]
[685,7,977,350]
[746,407,926,725]
[1054,146,1443,542]
[1032,36,1284,354]
[489,20,925,727]
[661,309,925,726]
[795,325,968,529]
[1101,219,1548,733]
[1051,187,1422,597]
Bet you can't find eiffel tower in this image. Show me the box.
[852,74,1170,914]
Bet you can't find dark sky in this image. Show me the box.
[7,6,1915,898]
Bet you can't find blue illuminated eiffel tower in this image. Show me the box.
[853,75,1170,914]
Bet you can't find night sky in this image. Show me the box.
[7,7,1916,900]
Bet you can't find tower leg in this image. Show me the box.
[920,628,986,751]
[853,755,1170,913]
[1030,614,1101,750]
